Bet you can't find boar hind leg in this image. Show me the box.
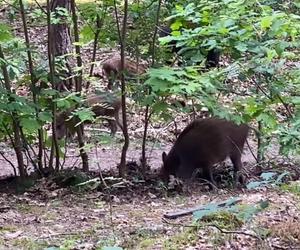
[107,119,117,136]
[230,153,244,185]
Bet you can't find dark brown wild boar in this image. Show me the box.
[56,93,121,140]
[160,118,249,186]
[102,56,147,90]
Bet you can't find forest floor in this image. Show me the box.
[0,172,299,250]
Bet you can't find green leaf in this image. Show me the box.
[38,111,52,122]
[235,43,248,52]
[261,172,276,181]
[246,180,269,189]
[74,108,95,124]
[261,16,273,29]
[170,20,182,30]
[0,23,13,42]
[193,197,239,220]
[152,101,169,113]
[80,25,94,43]
[145,78,170,92]
[193,203,220,220]
[291,97,300,105]
[20,118,41,133]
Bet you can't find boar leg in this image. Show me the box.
[230,153,244,185]
[107,119,117,136]
[202,166,216,188]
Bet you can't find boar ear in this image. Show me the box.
[162,152,167,163]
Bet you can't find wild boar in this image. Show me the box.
[102,56,147,90]
[160,118,249,186]
[55,93,121,140]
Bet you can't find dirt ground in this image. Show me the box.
[0,174,299,250]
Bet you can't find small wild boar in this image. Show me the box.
[102,56,147,90]
[160,118,249,186]
[55,93,121,140]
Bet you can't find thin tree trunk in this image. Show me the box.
[47,0,60,170]
[19,0,44,173]
[89,14,102,78]
[70,0,89,171]
[114,0,129,177]
[0,45,26,180]
[141,0,162,174]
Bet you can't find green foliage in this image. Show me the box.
[28,8,47,25]
[149,0,300,156]
[280,181,300,196]
[143,65,249,123]
[126,0,161,58]
[77,1,118,46]
[278,119,300,155]
[0,23,13,42]
[0,90,47,139]
[50,7,72,25]
[246,171,289,189]
[193,197,269,223]
[201,210,243,230]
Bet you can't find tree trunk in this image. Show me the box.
[115,0,130,177]
[47,0,60,170]
[19,0,44,174]
[50,0,73,91]
[70,0,89,171]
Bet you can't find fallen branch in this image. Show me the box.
[163,199,242,219]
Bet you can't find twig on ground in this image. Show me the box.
[207,224,261,240]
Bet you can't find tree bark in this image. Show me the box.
[19,0,44,174]
[47,0,60,170]
[70,0,89,171]
[50,0,73,91]
[114,0,129,177]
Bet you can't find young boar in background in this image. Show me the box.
[102,56,147,90]
[160,118,249,187]
[55,93,121,140]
